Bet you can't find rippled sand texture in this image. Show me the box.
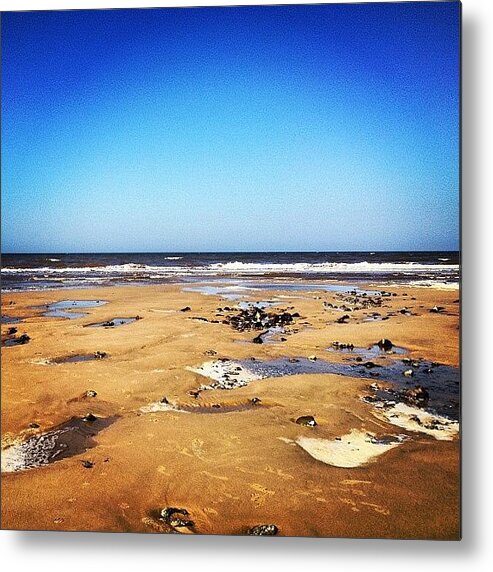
[1,283,459,538]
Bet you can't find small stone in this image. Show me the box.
[247,524,279,536]
[430,306,445,314]
[159,507,194,528]
[295,415,317,427]
[82,413,97,422]
[180,306,192,312]
[85,390,97,398]
[250,397,262,405]
[81,460,94,469]
[363,361,380,369]
[308,355,317,361]
[377,338,393,351]
[403,369,414,378]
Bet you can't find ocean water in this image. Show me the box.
[1,252,460,292]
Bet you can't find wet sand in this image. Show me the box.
[1,282,459,538]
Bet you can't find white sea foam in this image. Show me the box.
[1,261,459,276]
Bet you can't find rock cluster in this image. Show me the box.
[247,524,279,536]
[159,507,194,529]
[223,306,297,332]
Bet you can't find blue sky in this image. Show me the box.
[1,2,460,253]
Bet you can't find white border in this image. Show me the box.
[2,0,493,570]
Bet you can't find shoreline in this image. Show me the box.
[1,281,460,537]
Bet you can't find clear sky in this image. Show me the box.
[1,2,460,253]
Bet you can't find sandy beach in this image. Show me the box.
[0,281,459,538]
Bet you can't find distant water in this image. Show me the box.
[1,252,460,292]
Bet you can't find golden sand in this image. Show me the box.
[1,283,459,538]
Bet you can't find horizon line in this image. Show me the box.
[2,249,460,255]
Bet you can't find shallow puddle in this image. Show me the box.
[236,326,287,345]
[1,415,118,473]
[183,285,250,300]
[327,343,407,358]
[50,352,109,364]
[244,356,458,419]
[236,301,280,310]
[190,352,459,419]
[85,317,138,328]
[1,315,22,324]
[34,300,107,320]
[183,281,381,299]
[2,335,30,347]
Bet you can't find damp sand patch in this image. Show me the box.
[30,352,108,365]
[290,429,406,468]
[1,415,118,473]
[140,398,262,415]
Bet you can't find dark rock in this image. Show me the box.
[362,361,380,369]
[7,327,17,335]
[336,315,350,324]
[81,460,94,469]
[247,524,279,536]
[17,333,31,344]
[160,396,170,404]
[295,415,317,427]
[205,349,217,356]
[94,351,107,359]
[377,338,393,351]
[252,333,265,344]
[402,385,429,406]
[85,390,97,398]
[180,306,192,312]
[82,413,97,422]
[429,306,445,314]
[250,397,262,405]
[29,422,40,429]
[160,507,194,528]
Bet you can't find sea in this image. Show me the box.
[0,252,460,293]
